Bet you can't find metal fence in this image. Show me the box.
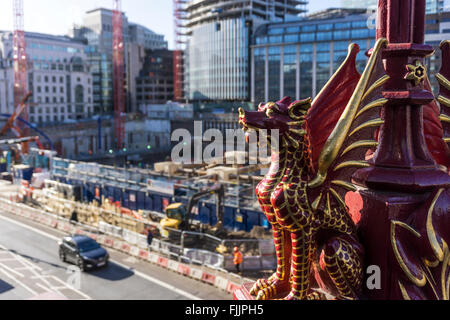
[0,195,276,272]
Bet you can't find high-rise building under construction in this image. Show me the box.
[182,0,308,108]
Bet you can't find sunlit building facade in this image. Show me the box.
[251,9,375,104]
[341,0,447,13]
[250,8,450,106]
[184,0,308,105]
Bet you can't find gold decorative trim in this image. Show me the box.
[441,248,449,300]
[331,180,357,192]
[311,193,322,211]
[438,95,450,108]
[349,118,384,137]
[308,38,388,189]
[436,73,450,91]
[444,137,450,143]
[398,280,412,300]
[329,187,346,208]
[361,75,390,102]
[439,114,450,123]
[355,98,388,119]
[426,188,446,262]
[390,220,426,287]
[341,140,378,156]
[333,160,370,172]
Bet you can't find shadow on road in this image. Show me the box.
[87,262,134,281]
[0,279,14,294]
[1,248,67,271]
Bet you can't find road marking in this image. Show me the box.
[0,264,39,296]
[0,213,203,300]
[112,260,202,301]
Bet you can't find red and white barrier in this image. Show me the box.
[189,268,203,280]
[0,199,248,295]
[103,237,114,248]
[201,272,216,285]
[226,282,241,295]
[111,239,120,250]
[214,276,229,291]
[168,260,179,272]
[138,249,149,260]
[148,253,159,264]
[177,263,191,276]
[130,246,140,257]
[157,256,169,268]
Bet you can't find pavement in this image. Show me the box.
[0,209,231,300]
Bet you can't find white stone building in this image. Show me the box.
[0,31,93,124]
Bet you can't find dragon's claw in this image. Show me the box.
[249,278,271,296]
[250,276,290,300]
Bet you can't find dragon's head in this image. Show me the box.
[238,96,312,149]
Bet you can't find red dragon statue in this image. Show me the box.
[238,37,450,300]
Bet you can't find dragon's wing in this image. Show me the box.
[435,40,450,168]
[307,38,389,211]
[306,44,361,172]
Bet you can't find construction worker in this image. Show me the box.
[233,246,243,274]
[147,227,154,250]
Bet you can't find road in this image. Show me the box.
[0,210,231,300]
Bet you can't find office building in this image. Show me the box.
[126,43,174,110]
[71,8,169,115]
[128,23,168,50]
[183,0,308,108]
[341,0,447,13]
[0,31,93,124]
[250,8,450,106]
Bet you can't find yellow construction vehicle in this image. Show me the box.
[160,184,224,237]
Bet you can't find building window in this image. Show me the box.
[75,85,84,103]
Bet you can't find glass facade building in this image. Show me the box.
[184,0,308,104]
[251,8,450,106]
[251,9,376,104]
[341,0,446,13]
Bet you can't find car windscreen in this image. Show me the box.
[78,239,100,253]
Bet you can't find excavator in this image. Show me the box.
[160,184,225,237]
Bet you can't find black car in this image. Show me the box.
[58,235,109,271]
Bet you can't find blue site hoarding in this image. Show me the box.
[51,160,268,232]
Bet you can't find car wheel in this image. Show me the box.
[77,257,85,272]
[59,250,66,262]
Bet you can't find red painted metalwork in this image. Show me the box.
[112,0,125,149]
[353,0,450,300]
[173,0,185,101]
[234,0,449,300]
[12,0,29,150]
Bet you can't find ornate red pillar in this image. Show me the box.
[355,0,448,191]
[352,0,450,300]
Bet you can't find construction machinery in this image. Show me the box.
[160,184,224,237]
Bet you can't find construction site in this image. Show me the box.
[0,0,277,281]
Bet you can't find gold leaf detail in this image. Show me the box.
[349,118,384,137]
[333,160,370,172]
[341,140,378,156]
[331,180,357,192]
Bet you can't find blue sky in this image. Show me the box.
[0,0,341,49]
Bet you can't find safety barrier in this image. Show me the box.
[0,197,262,295]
